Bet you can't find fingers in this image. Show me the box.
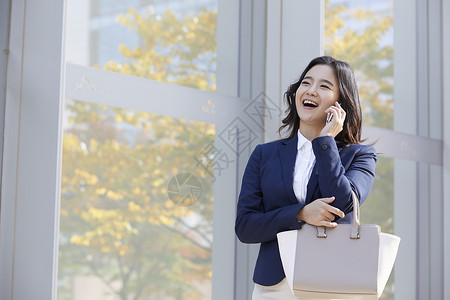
[298,197,345,227]
[335,102,346,116]
[322,196,335,204]
[334,102,346,117]
[316,197,345,218]
[319,220,338,228]
[325,204,345,219]
[321,205,343,221]
[325,104,345,123]
[322,211,336,222]
[320,197,345,217]
[321,103,346,138]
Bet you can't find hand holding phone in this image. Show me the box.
[321,102,346,137]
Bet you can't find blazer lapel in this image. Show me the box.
[305,164,318,204]
[279,136,298,204]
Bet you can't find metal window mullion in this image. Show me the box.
[0,0,17,298]
[417,162,430,300]
[1,0,65,299]
[441,0,450,299]
[0,0,11,214]
[233,1,268,299]
[429,164,444,299]
[427,0,444,298]
[428,0,443,141]
[393,0,418,299]
[216,0,239,98]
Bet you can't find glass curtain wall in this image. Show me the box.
[4,0,446,299]
[60,1,220,299]
[57,0,443,299]
[324,1,444,299]
[66,0,217,90]
[324,0,396,298]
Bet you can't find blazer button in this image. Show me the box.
[322,144,328,150]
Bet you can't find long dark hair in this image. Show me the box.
[279,56,363,145]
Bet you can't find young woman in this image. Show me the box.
[235,56,377,299]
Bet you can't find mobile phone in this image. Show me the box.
[326,112,333,123]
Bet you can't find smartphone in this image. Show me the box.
[326,112,333,123]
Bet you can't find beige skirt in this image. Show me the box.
[252,280,345,300]
[252,278,300,300]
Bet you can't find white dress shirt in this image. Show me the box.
[293,130,316,204]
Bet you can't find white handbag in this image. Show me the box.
[277,191,401,299]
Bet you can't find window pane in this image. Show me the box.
[58,99,215,299]
[324,0,394,129]
[66,0,218,91]
[361,156,394,299]
[324,2,415,298]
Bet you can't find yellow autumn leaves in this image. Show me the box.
[103,7,217,91]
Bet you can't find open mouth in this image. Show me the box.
[303,99,319,108]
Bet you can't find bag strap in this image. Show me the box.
[316,190,360,239]
[350,190,360,239]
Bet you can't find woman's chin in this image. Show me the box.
[299,116,325,126]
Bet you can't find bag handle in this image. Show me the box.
[350,190,360,239]
[316,190,360,239]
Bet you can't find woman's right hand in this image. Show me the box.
[296,197,345,227]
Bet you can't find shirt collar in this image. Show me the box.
[297,130,311,151]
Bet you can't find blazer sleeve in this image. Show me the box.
[235,144,304,244]
[312,136,377,214]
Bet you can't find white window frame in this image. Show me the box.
[442,0,450,299]
[0,0,65,299]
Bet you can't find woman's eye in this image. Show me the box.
[321,85,330,89]
[301,81,310,85]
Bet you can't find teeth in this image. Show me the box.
[303,100,318,107]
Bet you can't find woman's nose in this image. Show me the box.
[306,87,318,96]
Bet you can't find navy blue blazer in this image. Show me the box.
[235,135,377,286]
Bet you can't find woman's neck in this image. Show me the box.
[299,123,322,141]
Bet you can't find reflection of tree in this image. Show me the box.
[324,1,394,299]
[59,7,217,300]
[105,7,217,92]
[324,0,394,231]
[324,0,393,129]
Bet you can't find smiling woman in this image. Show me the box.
[235,56,377,299]
[295,64,341,139]
[280,56,363,145]
[298,65,337,107]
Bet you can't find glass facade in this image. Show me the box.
[58,100,215,300]
[324,0,394,130]
[66,0,217,91]
[1,1,448,300]
[360,157,395,299]
[324,1,405,299]
[61,1,219,298]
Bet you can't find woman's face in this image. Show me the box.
[295,64,340,128]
